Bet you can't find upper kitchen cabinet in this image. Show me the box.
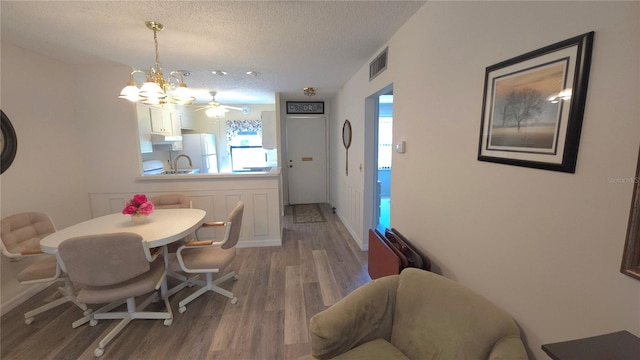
[261,111,276,149]
[149,106,175,135]
[177,111,195,130]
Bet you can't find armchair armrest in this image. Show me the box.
[201,221,225,227]
[489,336,529,360]
[308,275,399,359]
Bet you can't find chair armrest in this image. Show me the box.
[489,336,529,360]
[21,248,44,255]
[185,240,214,247]
[194,221,227,241]
[308,275,399,359]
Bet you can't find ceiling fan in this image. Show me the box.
[196,91,250,117]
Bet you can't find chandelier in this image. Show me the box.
[119,21,194,105]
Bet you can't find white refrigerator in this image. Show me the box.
[181,133,218,173]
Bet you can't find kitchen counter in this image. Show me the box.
[137,166,280,181]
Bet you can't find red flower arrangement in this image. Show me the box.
[122,194,154,216]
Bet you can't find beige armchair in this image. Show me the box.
[169,201,244,313]
[57,232,173,357]
[0,212,89,325]
[300,268,528,360]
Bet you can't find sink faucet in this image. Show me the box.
[173,154,193,172]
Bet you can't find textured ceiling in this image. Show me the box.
[1,1,425,105]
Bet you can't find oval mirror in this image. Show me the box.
[342,119,352,149]
[1,110,17,174]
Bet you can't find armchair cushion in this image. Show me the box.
[331,339,409,360]
[308,275,398,359]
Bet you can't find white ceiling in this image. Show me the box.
[1,1,425,105]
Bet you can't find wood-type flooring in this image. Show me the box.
[0,203,370,360]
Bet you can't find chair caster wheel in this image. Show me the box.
[94,347,104,357]
[231,297,238,304]
[25,317,35,325]
[178,306,186,314]
[164,318,173,326]
[83,309,93,316]
[90,319,98,326]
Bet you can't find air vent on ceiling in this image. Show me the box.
[369,47,388,81]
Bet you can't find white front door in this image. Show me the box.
[286,116,327,204]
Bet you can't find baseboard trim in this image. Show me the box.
[0,282,50,317]
[335,210,368,251]
[237,238,282,248]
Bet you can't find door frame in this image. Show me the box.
[363,84,393,242]
[283,115,329,205]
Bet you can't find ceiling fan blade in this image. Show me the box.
[222,105,243,111]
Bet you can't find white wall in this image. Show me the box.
[0,43,92,308]
[330,1,640,359]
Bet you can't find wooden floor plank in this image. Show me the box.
[312,250,342,306]
[265,251,286,312]
[283,266,308,345]
[0,203,370,359]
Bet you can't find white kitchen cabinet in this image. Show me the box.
[149,107,172,134]
[136,105,153,153]
[261,111,277,149]
[177,111,195,130]
[145,106,184,138]
[170,112,183,136]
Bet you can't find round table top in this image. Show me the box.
[40,208,206,253]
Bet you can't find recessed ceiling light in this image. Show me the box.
[246,71,259,77]
[211,70,227,76]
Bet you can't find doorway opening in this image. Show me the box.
[376,94,393,232]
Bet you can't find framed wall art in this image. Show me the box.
[478,31,594,173]
[621,147,640,281]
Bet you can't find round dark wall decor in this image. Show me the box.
[1,110,18,174]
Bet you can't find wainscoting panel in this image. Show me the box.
[89,186,281,247]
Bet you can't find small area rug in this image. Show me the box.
[293,203,326,223]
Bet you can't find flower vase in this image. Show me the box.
[131,214,148,225]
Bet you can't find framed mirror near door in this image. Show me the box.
[342,119,352,176]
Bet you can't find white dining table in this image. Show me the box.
[40,209,206,254]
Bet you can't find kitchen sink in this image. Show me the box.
[162,169,200,175]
